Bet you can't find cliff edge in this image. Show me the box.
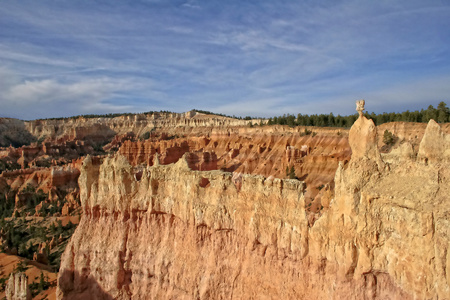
[57,115,450,299]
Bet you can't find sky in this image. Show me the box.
[0,0,449,120]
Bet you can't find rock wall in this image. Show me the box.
[57,116,450,299]
[1,165,80,193]
[23,112,256,143]
[119,128,351,204]
[0,118,35,148]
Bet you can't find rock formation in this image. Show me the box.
[118,128,351,204]
[6,272,30,300]
[57,110,450,299]
[418,119,450,163]
[0,118,35,148]
[0,164,81,216]
[356,99,365,116]
[23,112,259,144]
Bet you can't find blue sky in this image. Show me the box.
[1,0,449,120]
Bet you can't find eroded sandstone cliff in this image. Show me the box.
[118,127,351,207]
[24,112,257,143]
[57,116,450,299]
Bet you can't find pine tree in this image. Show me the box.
[49,222,56,234]
[18,242,28,256]
[289,166,296,179]
[38,271,48,291]
[56,219,64,235]
[383,130,394,145]
[424,105,437,122]
[437,102,449,123]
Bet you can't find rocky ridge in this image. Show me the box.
[57,116,450,299]
[24,112,257,144]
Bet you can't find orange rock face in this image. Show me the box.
[119,127,351,204]
[0,164,81,218]
[57,116,450,299]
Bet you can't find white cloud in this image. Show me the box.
[0,68,143,119]
[209,30,314,53]
[0,1,449,119]
[5,78,121,104]
[0,45,75,69]
[182,0,200,9]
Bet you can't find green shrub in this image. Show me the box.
[383,130,395,145]
[300,128,312,136]
[286,165,297,179]
[140,131,151,140]
[13,260,28,273]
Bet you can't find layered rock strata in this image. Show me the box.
[58,116,449,299]
[119,130,351,205]
[24,112,259,143]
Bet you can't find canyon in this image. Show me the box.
[59,116,449,299]
[1,110,449,299]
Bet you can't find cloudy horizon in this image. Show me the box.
[1,0,449,120]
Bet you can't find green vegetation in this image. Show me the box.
[0,192,14,219]
[13,260,28,273]
[193,109,261,120]
[20,185,47,213]
[437,102,450,123]
[383,130,395,145]
[0,134,35,148]
[140,131,151,140]
[0,159,21,174]
[286,165,297,179]
[92,143,106,154]
[28,271,52,297]
[0,216,77,271]
[300,128,313,136]
[12,101,448,128]
[34,110,174,121]
[0,263,52,297]
[0,184,78,271]
[0,275,8,291]
[267,102,449,128]
[36,135,47,145]
[192,109,234,118]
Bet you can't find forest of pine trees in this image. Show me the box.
[267,102,449,128]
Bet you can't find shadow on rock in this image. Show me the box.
[57,269,113,300]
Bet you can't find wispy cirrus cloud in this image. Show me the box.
[0,0,449,119]
[0,67,157,119]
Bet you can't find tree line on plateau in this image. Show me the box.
[266,102,450,128]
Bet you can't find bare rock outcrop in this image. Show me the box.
[119,128,351,203]
[23,112,258,144]
[349,113,383,164]
[58,155,309,299]
[6,272,31,300]
[418,119,450,163]
[57,113,450,299]
[0,118,35,148]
